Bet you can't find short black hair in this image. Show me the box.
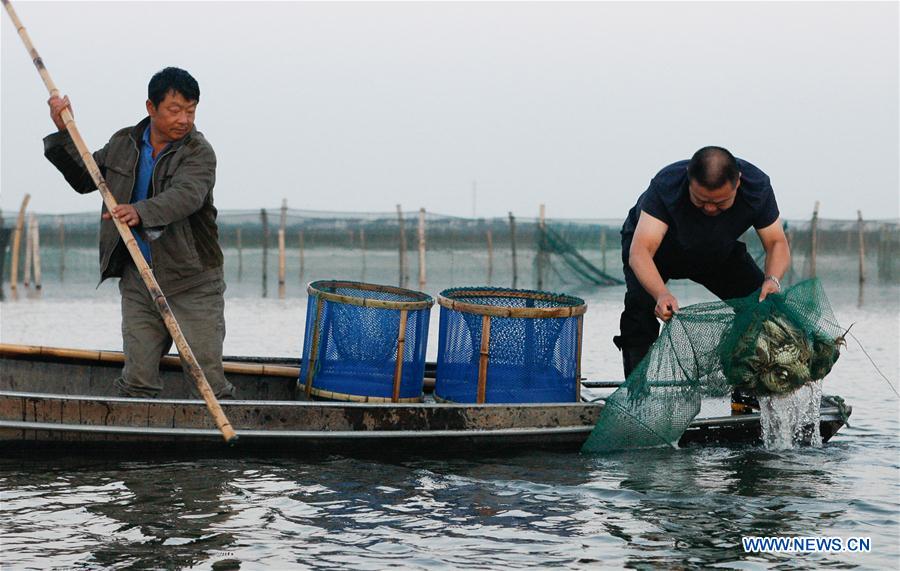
[687,146,740,189]
[148,67,200,108]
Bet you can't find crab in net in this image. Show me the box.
[723,312,850,396]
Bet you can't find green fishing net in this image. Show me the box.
[582,279,846,453]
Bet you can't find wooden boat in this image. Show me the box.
[0,344,851,455]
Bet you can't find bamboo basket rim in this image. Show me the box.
[308,280,434,310]
[308,386,424,404]
[437,287,587,318]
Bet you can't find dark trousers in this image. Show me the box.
[613,240,764,378]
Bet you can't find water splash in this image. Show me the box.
[758,380,824,449]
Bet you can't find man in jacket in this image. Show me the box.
[614,146,791,379]
[44,67,235,399]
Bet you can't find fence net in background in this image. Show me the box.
[581,278,846,453]
[1,208,899,299]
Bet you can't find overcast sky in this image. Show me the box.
[1,1,898,221]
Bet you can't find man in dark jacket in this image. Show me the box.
[614,146,791,379]
[44,67,235,399]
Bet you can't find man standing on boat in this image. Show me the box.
[43,67,235,399]
[614,146,791,378]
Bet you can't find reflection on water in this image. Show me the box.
[1,442,896,569]
[0,281,898,568]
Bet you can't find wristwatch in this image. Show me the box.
[765,275,782,291]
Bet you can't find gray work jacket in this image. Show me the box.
[44,117,224,294]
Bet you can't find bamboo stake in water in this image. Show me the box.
[417,208,426,290]
[298,228,305,280]
[397,205,407,288]
[58,215,65,282]
[9,194,29,292]
[600,227,607,273]
[1,0,237,442]
[857,210,865,285]
[23,213,33,287]
[508,212,518,289]
[486,227,493,285]
[236,227,243,281]
[31,214,42,290]
[537,204,546,290]
[300,228,306,282]
[810,201,820,278]
[261,208,269,298]
[360,227,366,281]
[857,211,865,307]
[278,199,287,299]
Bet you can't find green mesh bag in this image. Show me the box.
[582,279,846,453]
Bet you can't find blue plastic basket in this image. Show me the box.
[300,281,433,402]
[435,287,586,404]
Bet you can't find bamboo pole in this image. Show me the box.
[477,315,491,404]
[31,214,42,290]
[57,215,65,282]
[236,227,243,281]
[508,212,518,289]
[23,213,33,287]
[0,343,301,378]
[2,1,237,443]
[298,229,305,280]
[9,194,29,292]
[397,204,407,288]
[809,201,819,278]
[417,208,426,290]
[278,198,286,298]
[858,210,865,286]
[261,208,269,297]
[392,309,409,402]
[486,227,494,285]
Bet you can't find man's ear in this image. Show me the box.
[145,99,155,116]
[734,174,742,192]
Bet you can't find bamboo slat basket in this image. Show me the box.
[300,280,434,403]
[435,287,586,404]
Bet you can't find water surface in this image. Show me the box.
[1,280,897,569]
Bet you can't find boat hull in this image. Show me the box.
[0,346,851,456]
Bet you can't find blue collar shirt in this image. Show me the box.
[131,126,170,264]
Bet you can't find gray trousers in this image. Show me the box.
[114,263,235,398]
